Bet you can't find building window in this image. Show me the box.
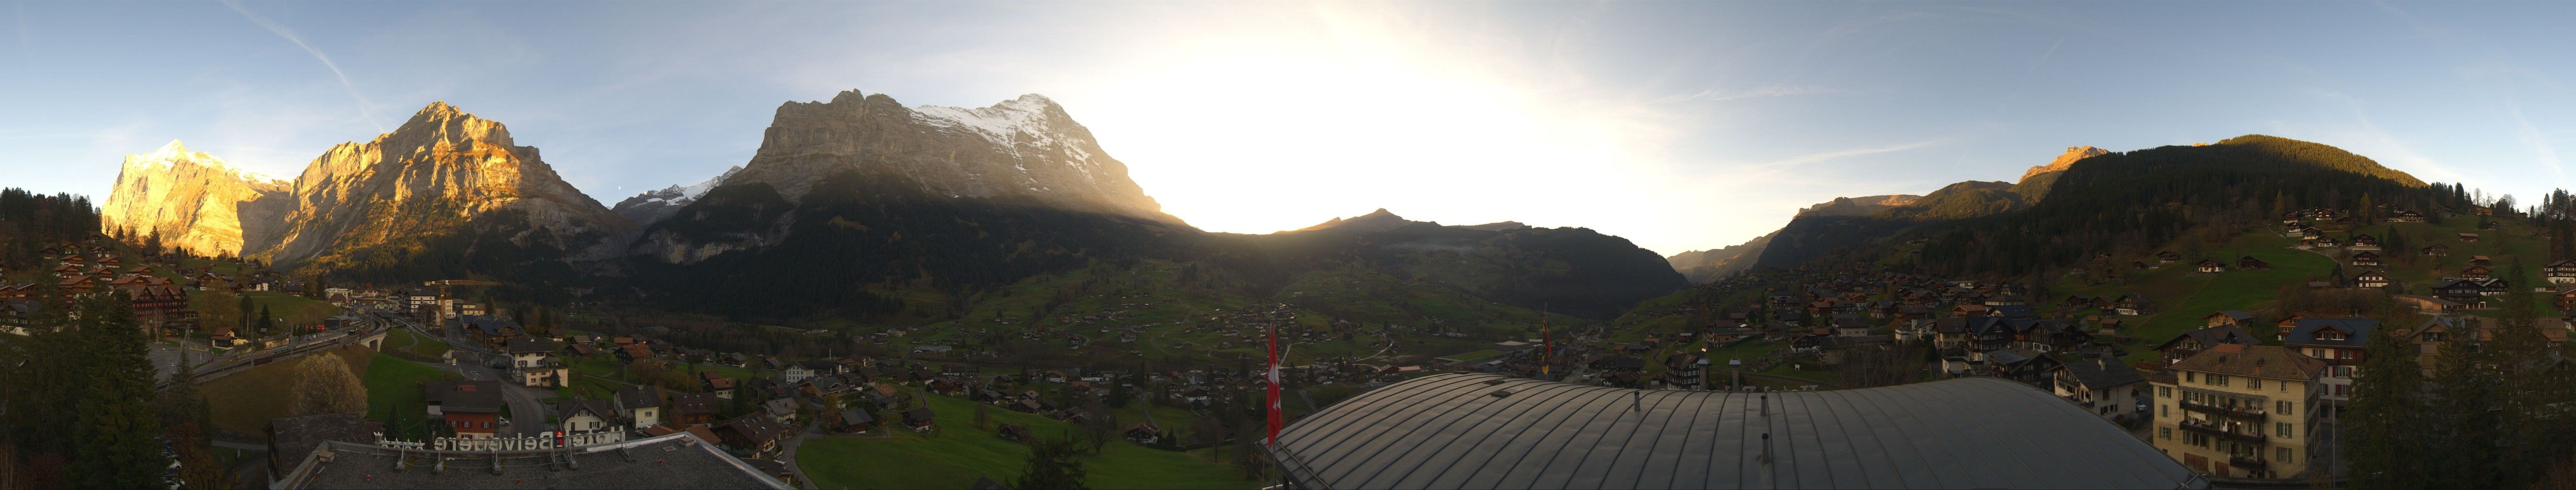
[2210,374,2229,387]
[2279,401,2292,415]
[2161,405,2169,417]
[2248,379,2263,390]
[2278,423,2293,438]
[2186,372,2197,382]
[2278,447,2293,464]
[2160,386,2173,398]
[2160,427,2172,440]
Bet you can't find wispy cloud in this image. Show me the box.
[1671,83,1835,102]
[2502,95,2565,180]
[1749,137,1952,169]
[221,0,383,132]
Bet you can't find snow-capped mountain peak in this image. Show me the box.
[611,165,742,226]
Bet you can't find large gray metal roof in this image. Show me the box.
[1267,374,2205,490]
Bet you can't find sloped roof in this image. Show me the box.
[2168,344,2325,381]
[2286,318,2379,348]
[1267,373,2205,490]
[2059,358,2147,389]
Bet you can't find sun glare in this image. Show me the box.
[1065,6,1678,238]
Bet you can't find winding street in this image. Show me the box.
[383,312,553,437]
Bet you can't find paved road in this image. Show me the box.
[387,313,554,437]
[775,422,822,490]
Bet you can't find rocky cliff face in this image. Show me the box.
[612,166,741,226]
[2009,145,2112,199]
[260,102,633,269]
[630,90,1180,264]
[100,141,292,256]
[725,90,1174,223]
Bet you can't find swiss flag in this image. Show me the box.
[1266,323,1283,446]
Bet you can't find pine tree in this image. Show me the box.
[68,292,168,489]
[1014,432,1089,490]
[2345,316,2427,489]
[2426,319,2499,488]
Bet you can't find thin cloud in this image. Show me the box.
[1750,137,1952,169]
[221,0,384,132]
[2503,96,2565,180]
[1672,83,1835,102]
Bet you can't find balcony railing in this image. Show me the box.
[2178,399,2268,419]
[2179,419,2268,444]
[2229,456,2268,469]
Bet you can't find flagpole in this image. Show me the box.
[1266,317,1282,448]
[1540,306,1551,381]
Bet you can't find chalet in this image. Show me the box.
[997,423,1034,442]
[2470,255,2493,267]
[456,315,522,349]
[2237,256,2269,270]
[2355,272,2390,289]
[2422,245,2450,256]
[2203,311,2253,328]
[2300,227,2324,239]
[553,399,616,433]
[2461,266,2493,279]
[2151,326,2258,368]
[2549,260,2576,285]
[1952,304,1991,318]
[613,386,663,429]
[672,394,723,425]
[2475,206,2495,216]
[2115,293,2153,316]
[2349,234,2378,248]
[1124,423,1165,445]
[505,337,567,387]
[2460,233,2481,243]
[616,343,653,362]
[2310,235,2340,248]
[1982,347,2063,384]
[698,372,738,399]
[2285,318,2377,420]
[715,414,794,458]
[826,408,877,433]
[2157,251,2181,265]
[2477,278,2511,296]
[2195,259,2225,274]
[2431,279,2488,308]
[433,385,503,439]
[2391,210,2427,223]
[903,407,937,433]
[764,398,799,424]
[2053,356,2148,422]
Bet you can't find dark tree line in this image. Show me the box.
[1770,135,2465,279]
[2344,268,2576,489]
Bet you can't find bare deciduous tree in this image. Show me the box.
[291,354,368,416]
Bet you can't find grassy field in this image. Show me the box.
[798,394,1260,490]
[385,328,451,359]
[362,352,459,422]
[202,346,377,434]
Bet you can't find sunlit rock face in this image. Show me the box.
[257,102,635,267]
[721,90,1177,224]
[101,141,293,256]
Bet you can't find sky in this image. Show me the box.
[6,1,2576,256]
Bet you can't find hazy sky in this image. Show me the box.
[7,1,2576,256]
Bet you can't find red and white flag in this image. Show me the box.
[1266,322,1284,446]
